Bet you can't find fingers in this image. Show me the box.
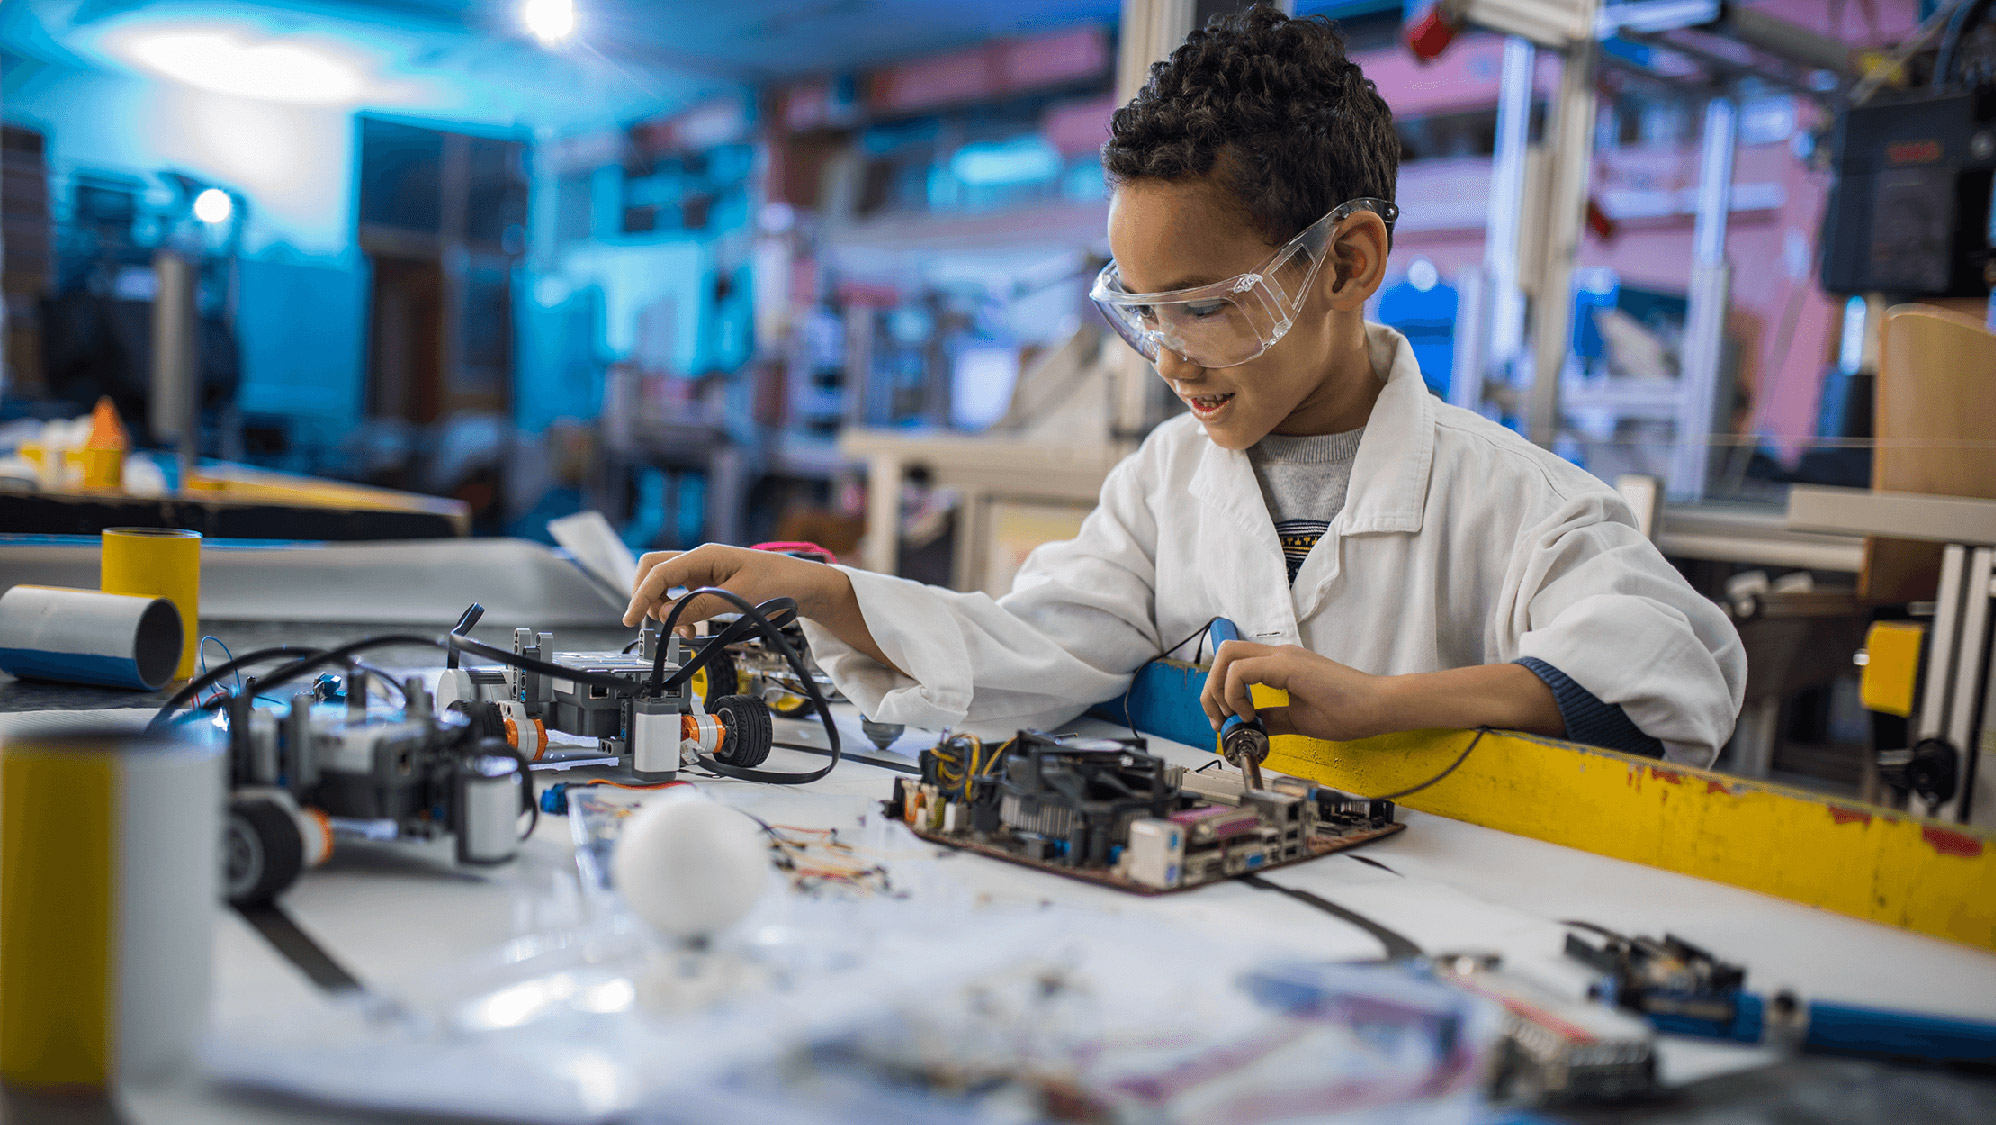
[631,550,682,592]
[1223,656,1274,723]
[623,546,715,626]
[1222,652,1298,725]
[1200,639,1269,728]
[658,589,745,629]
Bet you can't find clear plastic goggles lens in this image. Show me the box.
[1091,196,1397,368]
[1097,284,1284,368]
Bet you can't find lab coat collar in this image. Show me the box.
[1340,323,1435,537]
[1188,322,1434,541]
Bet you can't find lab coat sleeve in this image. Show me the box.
[1505,493,1746,766]
[798,451,1165,735]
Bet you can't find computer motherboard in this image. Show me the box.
[883,731,1402,893]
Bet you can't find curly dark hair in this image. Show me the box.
[1103,6,1398,246]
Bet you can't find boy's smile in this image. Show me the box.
[1105,174,1390,450]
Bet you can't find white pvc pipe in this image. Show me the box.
[0,585,184,691]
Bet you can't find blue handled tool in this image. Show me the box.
[1567,927,1996,1062]
[1208,618,1270,789]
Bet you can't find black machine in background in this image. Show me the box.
[38,171,243,439]
[1820,5,1996,299]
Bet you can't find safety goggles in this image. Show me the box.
[1090,197,1398,368]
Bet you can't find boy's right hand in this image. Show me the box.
[625,543,900,674]
[623,543,833,628]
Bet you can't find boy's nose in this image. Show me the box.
[1154,348,1204,384]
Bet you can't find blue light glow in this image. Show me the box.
[524,0,578,45]
[193,187,233,224]
[950,137,1061,187]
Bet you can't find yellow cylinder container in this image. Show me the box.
[78,447,124,490]
[0,723,222,1088]
[101,528,202,681]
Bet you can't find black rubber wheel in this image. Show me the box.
[696,647,739,711]
[448,699,507,740]
[225,796,304,907]
[711,694,773,768]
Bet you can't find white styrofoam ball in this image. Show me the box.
[612,796,771,940]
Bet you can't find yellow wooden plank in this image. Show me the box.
[1262,728,1996,953]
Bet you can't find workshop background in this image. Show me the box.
[2,0,1993,796]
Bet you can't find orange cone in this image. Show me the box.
[80,397,127,490]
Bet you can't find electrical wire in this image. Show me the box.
[157,596,843,786]
[646,596,799,693]
[443,634,652,694]
[150,645,325,728]
[772,741,921,775]
[1369,728,1490,802]
[1165,616,1223,664]
[198,637,241,704]
[1121,616,1225,738]
[202,635,440,707]
[348,662,412,706]
[652,588,841,785]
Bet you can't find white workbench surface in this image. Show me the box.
[23,703,1996,1124]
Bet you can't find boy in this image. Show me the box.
[624,8,1745,765]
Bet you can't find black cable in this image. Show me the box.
[1163,616,1222,664]
[647,595,799,693]
[217,635,441,705]
[349,662,411,705]
[654,587,840,784]
[1370,728,1489,802]
[150,646,326,729]
[445,634,652,694]
[166,597,839,784]
[773,740,920,775]
[1241,873,1424,962]
[235,903,367,994]
[157,638,445,730]
[1122,616,1225,738]
[1561,919,1634,943]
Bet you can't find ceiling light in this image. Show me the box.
[192,188,233,224]
[524,0,577,45]
[114,28,368,105]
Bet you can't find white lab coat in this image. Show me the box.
[803,324,1746,765]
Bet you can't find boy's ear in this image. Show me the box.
[1322,211,1390,312]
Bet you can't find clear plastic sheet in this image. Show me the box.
[206,791,1504,1124]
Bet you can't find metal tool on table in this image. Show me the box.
[1209,618,1273,790]
[1566,925,1996,1063]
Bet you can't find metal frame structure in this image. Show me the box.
[1788,486,1996,825]
[1466,0,1855,497]
[1667,95,1737,499]
[1914,545,1996,824]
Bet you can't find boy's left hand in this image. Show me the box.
[1200,641,1388,742]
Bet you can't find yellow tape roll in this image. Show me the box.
[101,528,201,681]
[0,725,221,1087]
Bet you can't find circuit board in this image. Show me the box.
[885,731,1406,896]
[904,819,1405,895]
